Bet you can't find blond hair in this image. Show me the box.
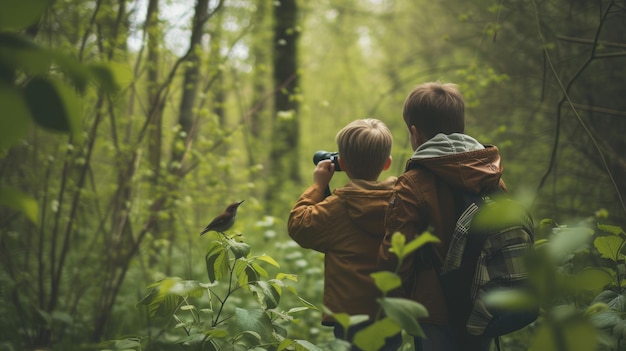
[336,118,392,180]
[403,81,465,139]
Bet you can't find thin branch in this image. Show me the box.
[136,0,225,144]
[593,51,626,59]
[556,35,626,49]
[78,0,103,61]
[533,0,626,216]
[570,103,626,118]
[493,0,504,42]
[51,97,105,311]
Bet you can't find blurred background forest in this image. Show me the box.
[1,0,625,350]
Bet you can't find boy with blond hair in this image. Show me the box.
[288,118,400,350]
[380,81,506,351]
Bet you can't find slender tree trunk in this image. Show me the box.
[175,0,209,147]
[88,0,135,342]
[146,0,163,176]
[208,11,226,125]
[250,0,272,141]
[267,0,300,211]
[245,0,272,193]
[143,0,167,272]
[163,0,210,275]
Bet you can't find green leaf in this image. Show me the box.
[139,278,182,318]
[205,328,230,339]
[251,262,268,278]
[378,297,428,337]
[548,227,594,264]
[228,238,251,258]
[482,289,539,312]
[0,186,38,224]
[0,33,50,75]
[107,61,134,90]
[593,290,626,311]
[234,308,274,341]
[87,63,120,93]
[50,311,73,325]
[269,278,284,295]
[0,0,48,30]
[205,241,229,283]
[277,339,294,351]
[169,280,205,298]
[389,231,439,260]
[0,84,31,150]
[276,272,297,281]
[317,339,351,351]
[24,76,82,142]
[370,271,401,294]
[255,254,280,267]
[177,333,211,348]
[46,51,93,93]
[250,281,281,309]
[293,339,324,351]
[114,338,141,350]
[530,314,597,351]
[234,258,258,287]
[574,268,613,292]
[353,318,402,351]
[594,236,625,261]
[597,224,626,236]
[233,330,262,347]
[472,198,529,232]
[389,232,406,257]
[402,231,439,258]
[287,307,309,314]
[298,296,319,311]
[321,306,351,332]
[589,309,622,330]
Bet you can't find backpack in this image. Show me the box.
[439,191,538,338]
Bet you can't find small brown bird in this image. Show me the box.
[200,200,244,236]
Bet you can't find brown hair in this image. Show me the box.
[402,81,465,139]
[336,118,392,180]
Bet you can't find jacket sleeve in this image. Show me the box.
[288,184,336,252]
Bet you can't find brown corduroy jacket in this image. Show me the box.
[380,144,505,325]
[288,176,397,325]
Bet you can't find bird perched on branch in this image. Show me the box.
[200,200,244,236]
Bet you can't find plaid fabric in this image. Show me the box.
[438,194,536,336]
[442,202,480,274]
[466,227,534,335]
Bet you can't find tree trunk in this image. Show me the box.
[267,0,300,211]
[208,11,226,126]
[250,0,272,141]
[146,0,163,176]
[175,0,209,149]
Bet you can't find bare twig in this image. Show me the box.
[532,0,625,215]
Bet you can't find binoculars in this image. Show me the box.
[313,151,342,172]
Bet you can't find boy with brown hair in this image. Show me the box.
[380,81,506,351]
[288,118,400,350]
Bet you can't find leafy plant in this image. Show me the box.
[494,214,626,351]
[137,230,322,351]
[0,2,122,350]
[127,230,441,351]
[0,0,119,225]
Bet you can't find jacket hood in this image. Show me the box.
[332,176,397,237]
[408,133,504,193]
